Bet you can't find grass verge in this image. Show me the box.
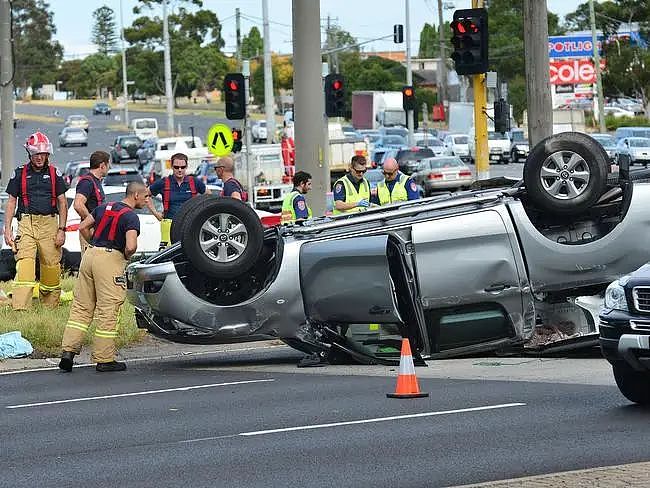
[0,276,144,358]
[16,113,64,124]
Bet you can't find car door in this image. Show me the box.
[411,207,532,355]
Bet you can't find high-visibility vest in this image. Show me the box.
[281,190,312,224]
[377,173,409,205]
[332,176,370,215]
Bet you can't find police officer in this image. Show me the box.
[372,157,420,205]
[281,171,312,224]
[215,156,248,201]
[146,152,207,247]
[59,181,150,373]
[3,132,68,310]
[333,155,371,214]
[73,150,109,256]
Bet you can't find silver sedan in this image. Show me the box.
[58,127,88,147]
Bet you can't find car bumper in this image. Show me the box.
[599,308,650,368]
[425,178,473,191]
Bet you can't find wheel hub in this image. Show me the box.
[540,150,590,200]
[198,213,248,263]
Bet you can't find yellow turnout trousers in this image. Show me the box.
[159,218,172,249]
[61,246,128,363]
[13,214,62,310]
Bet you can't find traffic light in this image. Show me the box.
[393,24,404,44]
[324,73,345,117]
[224,73,246,120]
[450,8,488,76]
[494,99,510,134]
[402,85,416,111]
[231,128,243,153]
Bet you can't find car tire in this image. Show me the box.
[181,197,264,279]
[169,194,215,244]
[613,363,650,405]
[523,132,608,215]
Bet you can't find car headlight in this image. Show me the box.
[604,277,629,311]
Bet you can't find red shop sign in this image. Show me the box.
[549,59,606,85]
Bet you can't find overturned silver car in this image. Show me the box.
[127,133,650,363]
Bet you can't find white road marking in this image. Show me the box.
[0,344,287,376]
[180,402,526,443]
[6,379,274,409]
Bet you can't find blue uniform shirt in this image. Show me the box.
[149,175,206,219]
[222,177,246,199]
[75,174,105,214]
[370,173,420,205]
[292,193,309,219]
[91,202,140,253]
[6,163,67,216]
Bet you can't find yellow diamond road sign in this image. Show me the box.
[206,123,234,157]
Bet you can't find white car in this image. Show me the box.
[604,105,636,119]
[64,114,89,131]
[251,120,268,142]
[442,134,470,163]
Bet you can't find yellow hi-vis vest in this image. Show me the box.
[332,176,370,215]
[377,173,409,205]
[281,190,312,224]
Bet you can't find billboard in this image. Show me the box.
[549,59,606,85]
[548,35,603,58]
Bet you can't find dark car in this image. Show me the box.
[599,262,650,405]
[391,147,436,175]
[111,135,142,163]
[92,102,111,115]
[104,166,145,187]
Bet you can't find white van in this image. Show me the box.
[132,118,159,141]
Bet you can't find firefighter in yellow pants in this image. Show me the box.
[60,181,150,373]
[2,132,68,310]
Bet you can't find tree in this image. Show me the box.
[418,23,436,58]
[241,26,263,59]
[11,0,64,91]
[92,5,119,55]
[602,39,650,111]
[78,53,118,97]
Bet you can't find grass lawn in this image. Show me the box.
[0,276,144,358]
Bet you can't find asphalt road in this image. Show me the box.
[2,347,650,488]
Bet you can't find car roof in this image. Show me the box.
[108,165,139,174]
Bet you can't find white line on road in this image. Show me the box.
[6,379,274,409]
[181,402,526,443]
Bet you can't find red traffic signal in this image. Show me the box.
[228,79,240,91]
[224,73,246,120]
[325,73,345,117]
[450,8,488,75]
[332,79,343,91]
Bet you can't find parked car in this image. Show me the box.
[111,135,143,163]
[390,147,436,175]
[69,162,91,187]
[604,105,636,119]
[375,135,407,148]
[590,133,617,162]
[132,118,158,141]
[442,134,470,162]
[251,120,268,143]
[614,127,650,141]
[616,137,650,167]
[509,129,529,163]
[64,114,89,132]
[103,166,145,187]
[380,126,409,139]
[469,129,511,164]
[599,262,650,405]
[414,137,445,156]
[62,160,88,186]
[92,102,111,115]
[136,138,158,169]
[411,156,474,195]
[127,133,650,363]
[58,127,88,147]
[609,97,645,116]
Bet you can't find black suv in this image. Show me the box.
[599,263,650,405]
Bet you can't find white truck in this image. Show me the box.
[132,117,159,141]
[328,122,370,183]
[351,91,406,130]
[156,136,215,178]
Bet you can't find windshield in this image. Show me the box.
[510,131,526,142]
[65,128,85,134]
[592,135,616,146]
[488,132,508,140]
[104,173,145,186]
[397,148,434,163]
[629,138,650,148]
[426,157,463,169]
[384,135,406,145]
[119,137,141,146]
[453,136,468,144]
[135,120,157,129]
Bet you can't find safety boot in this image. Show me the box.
[96,361,127,372]
[58,351,75,372]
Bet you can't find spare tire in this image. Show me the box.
[524,132,608,215]
[181,197,264,279]
[170,193,215,244]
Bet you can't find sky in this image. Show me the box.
[49,0,585,59]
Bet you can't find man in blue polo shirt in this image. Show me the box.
[146,152,208,247]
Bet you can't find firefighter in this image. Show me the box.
[146,152,208,248]
[2,132,68,310]
[372,157,420,205]
[281,133,295,177]
[333,155,371,214]
[281,171,312,224]
[73,150,109,256]
[59,181,150,373]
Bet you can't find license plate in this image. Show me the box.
[490,155,500,160]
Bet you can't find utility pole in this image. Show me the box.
[405,0,414,145]
[119,0,129,128]
[262,0,275,144]
[523,0,552,145]
[293,0,327,216]
[472,0,489,180]
[162,0,174,135]
[326,15,332,72]
[235,7,242,70]
[589,0,606,133]
[1,0,14,188]
[243,60,254,204]
[437,0,447,117]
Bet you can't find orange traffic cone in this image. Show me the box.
[386,338,429,399]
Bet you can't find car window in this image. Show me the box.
[453,136,468,144]
[119,137,141,146]
[397,148,434,163]
[592,135,615,146]
[488,132,508,140]
[384,135,406,145]
[510,131,526,142]
[104,173,144,186]
[67,128,85,134]
[629,138,650,147]
[427,158,463,169]
[135,120,157,129]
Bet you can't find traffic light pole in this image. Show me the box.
[243,63,254,207]
[405,0,414,145]
[472,0,489,181]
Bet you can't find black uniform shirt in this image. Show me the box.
[90,202,140,253]
[76,174,105,214]
[6,163,67,216]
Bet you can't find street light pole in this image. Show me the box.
[0,0,14,188]
[405,0,414,145]
[162,0,174,135]
[119,0,129,128]
[262,0,275,143]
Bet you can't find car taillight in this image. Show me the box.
[65,223,80,232]
[428,172,443,180]
[260,215,281,228]
[459,171,472,177]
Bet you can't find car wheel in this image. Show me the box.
[613,363,650,405]
[170,194,215,243]
[181,197,264,279]
[523,132,607,215]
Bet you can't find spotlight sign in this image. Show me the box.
[549,59,606,85]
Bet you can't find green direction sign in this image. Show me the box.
[206,123,234,157]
